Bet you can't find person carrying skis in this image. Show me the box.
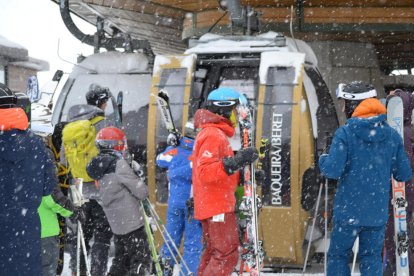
[192,87,258,276]
[86,126,150,276]
[0,82,56,275]
[156,120,203,275]
[384,88,414,275]
[319,81,412,276]
[61,83,113,276]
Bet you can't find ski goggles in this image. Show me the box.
[336,83,377,100]
[211,100,238,107]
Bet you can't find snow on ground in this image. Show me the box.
[61,253,361,275]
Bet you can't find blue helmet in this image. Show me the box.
[205,87,240,118]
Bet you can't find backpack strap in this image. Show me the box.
[90,116,105,126]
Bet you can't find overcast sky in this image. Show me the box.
[0,0,95,86]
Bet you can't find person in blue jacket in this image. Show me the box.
[319,81,412,276]
[156,121,203,276]
[0,83,56,275]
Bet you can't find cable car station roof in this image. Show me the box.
[53,0,414,73]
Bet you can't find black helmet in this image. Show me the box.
[0,83,17,109]
[336,81,377,118]
[86,84,111,107]
[205,87,240,119]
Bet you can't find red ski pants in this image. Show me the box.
[198,212,240,276]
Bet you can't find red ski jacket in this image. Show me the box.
[192,109,240,220]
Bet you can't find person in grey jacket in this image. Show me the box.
[87,126,150,276]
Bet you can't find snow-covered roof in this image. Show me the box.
[10,57,49,71]
[186,32,317,66]
[70,51,150,77]
[0,35,28,61]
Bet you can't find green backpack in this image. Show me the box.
[62,116,104,182]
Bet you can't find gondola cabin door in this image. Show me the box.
[147,54,196,247]
[257,51,314,265]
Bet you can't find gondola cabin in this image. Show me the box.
[147,32,339,267]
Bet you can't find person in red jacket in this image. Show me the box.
[192,87,258,276]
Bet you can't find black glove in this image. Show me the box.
[255,169,266,184]
[186,198,194,221]
[71,207,86,224]
[222,147,259,175]
[167,131,181,146]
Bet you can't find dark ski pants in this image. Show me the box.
[107,227,151,276]
[70,199,112,276]
[327,222,385,276]
[160,205,203,275]
[41,236,59,276]
[198,212,240,276]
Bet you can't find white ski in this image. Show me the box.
[387,95,409,276]
[156,89,176,133]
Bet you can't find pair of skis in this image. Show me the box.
[142,198,193,276]
[387,96,410,276]
[237,96,264,275]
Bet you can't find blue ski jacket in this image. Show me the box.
[156,137,194,209]
[319,98,412,226]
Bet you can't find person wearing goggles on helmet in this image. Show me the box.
[320,81,411,275]
[191,87,259,276]
[61,83,114,276]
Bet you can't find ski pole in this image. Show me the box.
[145,199,193,275]
[76,222,81,276]
[302,179,323,274]
[323,135,333,275]
[79,223,92,276]
[146,209,184,276]
[324,177,328,274]
[351,237,359,275]
[140,201,166,276]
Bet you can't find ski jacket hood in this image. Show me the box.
[156,137,194,209]
[346,115,388,143]
[86,151,118,180]
[0,129,37,163]
[194,109,235,138]
[192,109,239,220]
[67,104,104,122]
[319,108,411,226]
[352,98,386,118]
[0,108,29,131]
[86,155,148,235]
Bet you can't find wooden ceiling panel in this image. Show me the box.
[304,0,414,8]
[91,4,183,29]
[83,0,185,18]
[149,0,219,12]
[53,0,414,70]
[305,7,414,24]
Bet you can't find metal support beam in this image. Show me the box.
[295,0,304,32]
[59,0,154,55]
